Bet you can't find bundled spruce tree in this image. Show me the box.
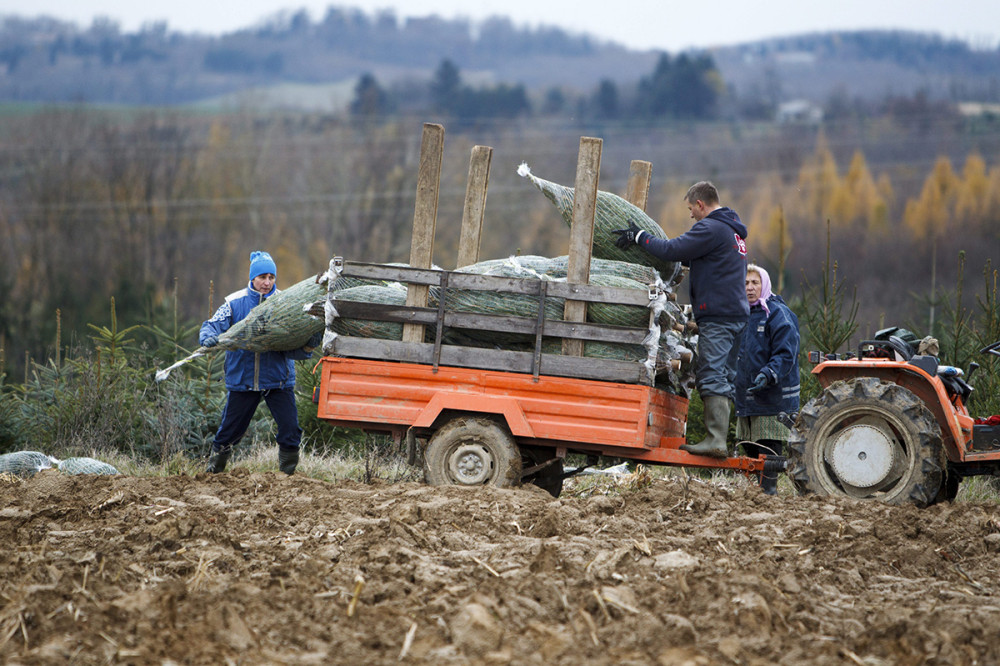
[517,163,679,283]
[155,272,327,382]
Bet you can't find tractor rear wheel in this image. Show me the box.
[424,416,521,489]
[788,377,945,507]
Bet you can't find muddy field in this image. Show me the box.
[3,468,1000,665]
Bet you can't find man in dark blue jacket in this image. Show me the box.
[615,181,748,458]
[200,251,319,475]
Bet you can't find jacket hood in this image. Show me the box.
[707,206,747,239]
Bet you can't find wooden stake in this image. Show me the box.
[625,160,652,211]
[403,123,444,343]
[562,136,602,357]
[457,145,492,269]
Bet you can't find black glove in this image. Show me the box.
[747,372,769,396]
[613,220,644,249]
[201,335,218,348]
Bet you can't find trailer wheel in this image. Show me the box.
[424,417,521,489]
[787,377,945,507]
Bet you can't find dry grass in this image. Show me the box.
[7,441,1000,504]
[93,436,422,484]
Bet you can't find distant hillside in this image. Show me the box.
[0,9,998,113]
[710,31,1000,108]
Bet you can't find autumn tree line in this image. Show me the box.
[1,107,999,387]
[2,106,1000,461]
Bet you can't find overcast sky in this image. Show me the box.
[5,0,1000,51]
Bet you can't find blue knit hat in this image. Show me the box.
[248,251,277,281]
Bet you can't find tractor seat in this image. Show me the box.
[907,355,938,376]
[887,335,915,361]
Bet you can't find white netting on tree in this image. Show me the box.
[0,451,56,477]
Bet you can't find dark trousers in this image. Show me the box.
[212,387,301,453]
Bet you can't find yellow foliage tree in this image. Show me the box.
[651,181,700,238]
[955,153,990,226]
[795,131,840,229]
[904,157,960,242]
[738,172,788,263]
[829,150,890,236]
[990,166,1000,229]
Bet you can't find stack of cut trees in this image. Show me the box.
[157,156,698,396]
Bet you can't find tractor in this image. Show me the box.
[787,330,1000,506]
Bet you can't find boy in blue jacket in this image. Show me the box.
[200,251,320,475]
[615,181,749,458]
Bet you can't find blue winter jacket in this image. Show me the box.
[199,283,313,392]
[638,207,749,323]
[734,294,801,418]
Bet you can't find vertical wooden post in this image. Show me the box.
[403,123,444,343]
[456,145,493,269]
[562,136,602,357]
[626,160,652,211]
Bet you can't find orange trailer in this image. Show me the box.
[313,260,773,496]
[312,127,775,496]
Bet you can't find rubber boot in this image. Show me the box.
[278,446,299,476]
[680,396,730,459]
[206,447,232,474]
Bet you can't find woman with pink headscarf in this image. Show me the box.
[735,264,801,495]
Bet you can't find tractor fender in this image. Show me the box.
[412,392,535,438]
[812,360,971,460]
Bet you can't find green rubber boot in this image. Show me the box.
[680,396,730,459]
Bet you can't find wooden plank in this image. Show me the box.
[331,301,440,326]
[563,136,602,357]
[545,281,652,306]
[403,123,444,343]
[339,262,442,286]
[447,272,548,296]
[532,280,547,379]
[330,301,648,345]
[457,145,492,268]
[338,261,656,306]
[328,337,646,383]
[540,320,647,345]
[626,160,653,210]
[432,271,449,368]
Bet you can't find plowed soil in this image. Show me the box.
[3,469,1000,665]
